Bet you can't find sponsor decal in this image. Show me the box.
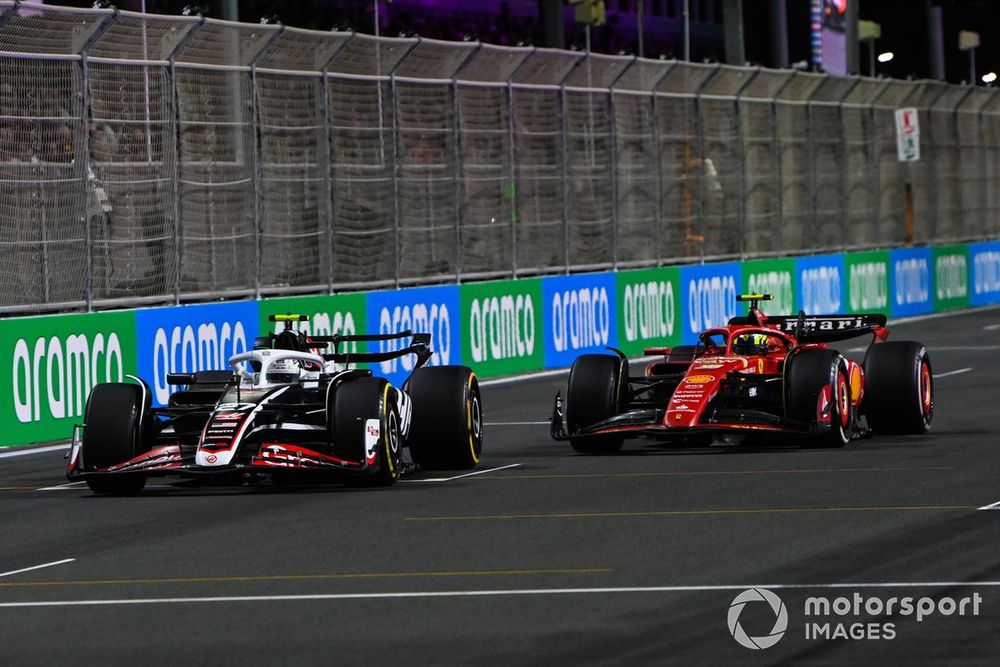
[684,375,714,384]
[932,245,969,310]
[616,267,681,355]
[542,273,616,369]
[889,247,932,317]
[364,418,381,465]
[1,310,137,446]
[205,454,218,464]
[743,258,795,316]
[970,241,1000,306]
[136,301,257,407]
[461,279,542,377]
[680,262,741,344]
[845,251,890,313]
[366,285,460,387]
[795,254,845,315]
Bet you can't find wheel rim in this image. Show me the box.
[837,371,850,428]
[919,360,932,417]
[467,385,482,463]
[388,412,400,454]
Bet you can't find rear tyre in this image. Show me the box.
[785,349,851,449]
[566,354,627,454]
[406,366,482,470]
[863,341,933,435]
[81,383,150,494]
[333,377,401,486]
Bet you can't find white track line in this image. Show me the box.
[444,464,522,480]
[0,558,75,579]
[402,464,522,484]
[977,500,1000,511]
[484,421,549,426]
[0,444,69,459]
[37,481,87,491]
[6,580,1000,608]
[933,367,972,379]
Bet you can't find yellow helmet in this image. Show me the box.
[733,333,769,356]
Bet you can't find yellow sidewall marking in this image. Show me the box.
[467,372,480,464]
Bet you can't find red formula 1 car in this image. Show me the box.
[551,294,933,451]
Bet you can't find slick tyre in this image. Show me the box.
[333,377,401,486]
[566,354,627,454]
[785,349,852,449]
[81,383,150,494]
[406,366,482,470]
[863,341,933,435]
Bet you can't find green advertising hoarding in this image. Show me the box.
[741,258,796,316]
[460,278,543,377]
[0,310,138,446]
[845,250,891,314]
[932,244,970,311]
[258,293,368,356]
[615,266,682,356]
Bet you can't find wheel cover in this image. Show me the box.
[837,371,850,428]
[386,410,400,478]
[466,377,482,464]
[919,361,932,416]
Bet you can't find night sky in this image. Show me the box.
[38,0,1000,85]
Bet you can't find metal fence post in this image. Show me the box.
[607,58,633,269]
[165,16,205,304]
[560,80,571,273]
[319,33,355,293]
[249,26,285,301]
[450,43,482,284]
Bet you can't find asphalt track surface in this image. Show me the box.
[2,308,1000,665]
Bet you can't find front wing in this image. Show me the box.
[549,393,838,443]
[66,426,372,482]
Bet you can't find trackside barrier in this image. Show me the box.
[0,242,989,447]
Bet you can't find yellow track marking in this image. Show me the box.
[407,505,976,521]
[466,466,954,481]
[0,567,613,589]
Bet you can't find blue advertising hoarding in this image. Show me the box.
[134,301,260,407]
[970,240,1000,306]
[541,272,617,368]
[365,284,461,387]
[795,253,846,315]
[679,262,741,344]
[889,247,933,317]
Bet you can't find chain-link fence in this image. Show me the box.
[2,2,999,314]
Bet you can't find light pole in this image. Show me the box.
[858,20,880,77]
[960,30,980,84]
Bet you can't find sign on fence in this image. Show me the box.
[895,107,920,162]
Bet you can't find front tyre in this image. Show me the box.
[333,377,401,486]
[785,349,852,449]
[405,366,483,470]
[863,341,933,435]
[566,354,627,454]
[81,383,150,494]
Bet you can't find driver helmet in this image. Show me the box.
[733,333,769,356]
[265,358,301,384]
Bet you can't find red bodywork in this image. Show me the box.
[552,303,890,443]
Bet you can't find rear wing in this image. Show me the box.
[263,314,434,368]
[317,330,433,368]
[763,314,888,343]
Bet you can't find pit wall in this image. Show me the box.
[3,241,997,448]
